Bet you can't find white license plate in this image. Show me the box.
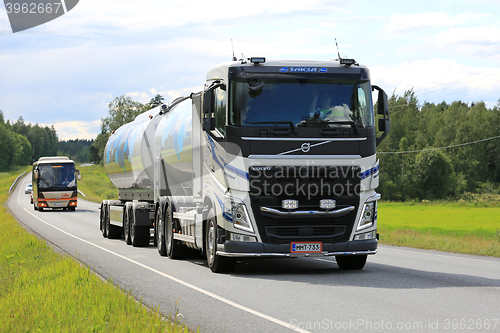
[290,242,322,253]
[53,202,62,206]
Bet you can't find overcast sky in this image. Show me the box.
[1,0,499,140]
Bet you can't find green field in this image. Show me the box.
[378,202,500,257]
[0,166,195,332]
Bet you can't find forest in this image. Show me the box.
[377,90,500,200]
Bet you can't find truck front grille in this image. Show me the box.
[248,166,360,244]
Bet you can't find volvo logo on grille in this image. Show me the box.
[301,143,311,153]
[251,166,272,171]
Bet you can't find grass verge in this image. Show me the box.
[77,164,118,203]
[378,201,500,257]
[1,166,196,332]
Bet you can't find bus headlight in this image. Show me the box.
[357,200,376,231]
[224,196,254,233]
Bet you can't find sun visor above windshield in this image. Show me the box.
[229,66,369,81]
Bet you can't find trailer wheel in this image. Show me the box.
[335,255,367,270]
[166,203,185,259]
[206,209,235,273]
[124,206,132,245]
[100,203,107,238]
[156,204,167,256]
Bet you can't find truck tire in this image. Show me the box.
[206,209,235,273]
[124,205,132,245]
[156,204,167,256]
[166,202,185,259]
[130,208,150,247]
[106,205,121,239]
[100,203,107,238]
[335,255,367,270]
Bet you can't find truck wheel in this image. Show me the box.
[335,255,367,270]
[205,209,235,273]
[166,203,185,259]
[156,205,167,256]
[124,207,132,245]
[100,203,107,238]
[106,206,121,239]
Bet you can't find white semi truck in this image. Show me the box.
[100,56,390,272]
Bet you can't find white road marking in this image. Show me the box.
[15,181,310,333]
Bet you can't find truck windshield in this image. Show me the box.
[38,163,76,190]
[230,79,374,128]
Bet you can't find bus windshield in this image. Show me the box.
[230,79,374,128]
[38,163,76,190]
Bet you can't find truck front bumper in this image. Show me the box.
[217,239,377,258]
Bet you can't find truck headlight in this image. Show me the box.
[357,200,376,231]
[229,232,257,242]
[224,196,254,233]
[354,231,377,241]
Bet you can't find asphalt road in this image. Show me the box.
[8,175,500,332]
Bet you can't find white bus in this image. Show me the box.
[32,156,79,211]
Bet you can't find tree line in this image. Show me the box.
[88,94,164,164]
[0,112,98,171]
[0,113,58,171]
[0,94,163,171]
[89,91,500,201]
[58,139,93,163]
[377,90,500,200]
[4,90,498,201]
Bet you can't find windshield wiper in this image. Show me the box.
[297,118,359,135]
[246,121,298,135]
[323,121,359,135]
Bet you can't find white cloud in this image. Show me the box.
[319,22,338,29]
[164,87,203,100]
[422,25,500,60]
[371,58,500,105]
[44,0,351,35]
[384,12,489,33]
[37,120,101,140]
[125,91,151,104]
[0,10,9,32]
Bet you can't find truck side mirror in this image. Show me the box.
[372,85,390,146]
[202,83,226,132]
[77,169,81,180]
[203,89,216,131]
